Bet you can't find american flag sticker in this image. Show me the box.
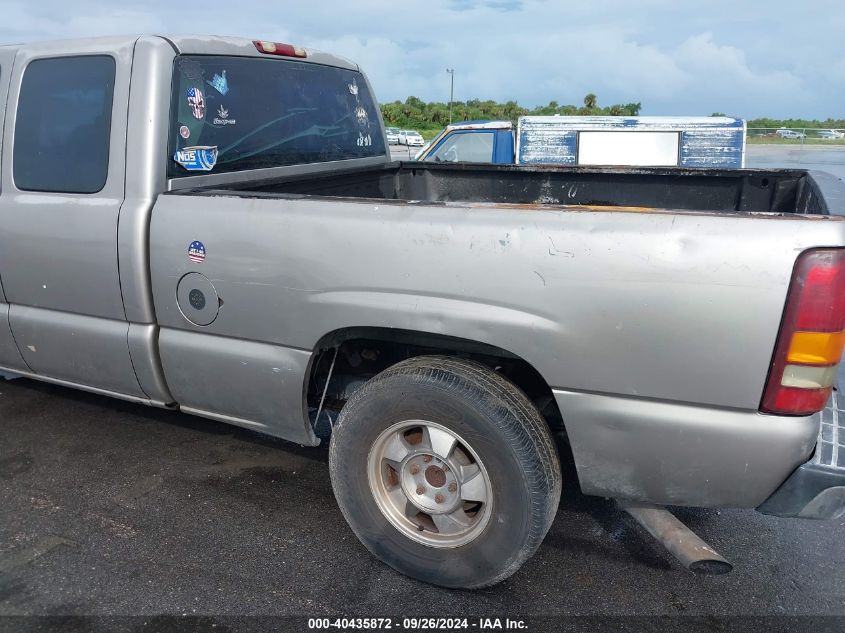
[186,87,205,120]
[188,241,206,263]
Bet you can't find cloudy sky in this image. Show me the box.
[1,0,842,119]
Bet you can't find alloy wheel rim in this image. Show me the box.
[367,420,493,548]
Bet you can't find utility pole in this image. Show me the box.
[446,68,454,124]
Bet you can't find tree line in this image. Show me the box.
[743,117,845,129]
[380,94,642,132]
[379,93,843,133]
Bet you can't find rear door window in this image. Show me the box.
[13,55,115,193]
[168,55,386,177]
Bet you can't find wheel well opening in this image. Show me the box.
[306,328,565,441]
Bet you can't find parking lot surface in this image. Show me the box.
[746,145,845,181]
[1,374,843,623]
[390,144,418,160]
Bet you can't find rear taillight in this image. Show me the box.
[761,249,845,416]
[253,40,307,58]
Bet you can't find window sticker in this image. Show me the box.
[179,125,191,139]
[186,87,206,120]
[173,146,218,171]
[347,74,373,150]
[206,70,229,96]
[355,106,368,126]
[212,104,236,127]
[354,99,371,147]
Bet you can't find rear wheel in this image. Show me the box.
[329,356,561,588]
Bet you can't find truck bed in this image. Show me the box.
[152,157,845,509]
[189,161,843,215]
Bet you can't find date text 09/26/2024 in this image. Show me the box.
[307,618,528,630]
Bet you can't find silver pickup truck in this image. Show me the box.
[1,35,844,589]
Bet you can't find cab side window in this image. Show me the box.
[426,131,495,163]
[13,55,115,193]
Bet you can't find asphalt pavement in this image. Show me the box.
[1,374,843,625]
[390,144,420,160]
[746,145,845,181]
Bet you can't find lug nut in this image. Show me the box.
[435,494,445,504]
[448,483,457,493]
[423,455,432,463]
[409,465,420,475]
[416,485,425,495]
[442,465,449,472]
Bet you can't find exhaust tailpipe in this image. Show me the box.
[619,501,733,575]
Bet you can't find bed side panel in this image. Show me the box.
[150,193,845,422]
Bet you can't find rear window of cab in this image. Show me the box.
[168,55,385,178]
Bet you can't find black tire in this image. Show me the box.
[329,355,562,588]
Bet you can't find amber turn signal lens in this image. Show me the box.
[787,330,845,366]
